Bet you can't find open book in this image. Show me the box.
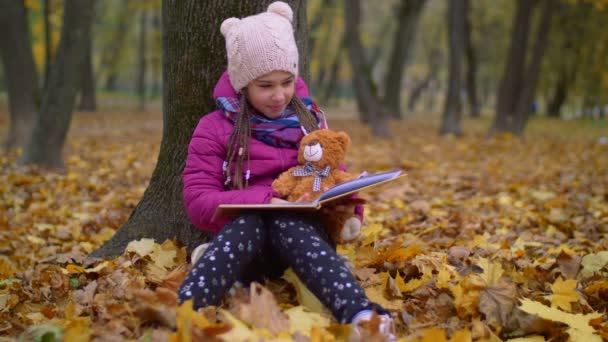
[213,170,405,220]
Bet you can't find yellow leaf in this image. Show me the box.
[59,317,91,342]
[386,244,423,262]
[436,266,452,289]
[418,327,448,341]
[284,306,330,337]
[544,277,580,312]
[518,299,603,342]
[398,275,432,294]
[126,238,156,257]
[151,242,177,269]
[580,251,608,278]
[65,264,86,274]
[217,309,264,342]
[171,299,212,342]
[505,336,546,342]
[477,258,504,286]
[282,268,328,315]
[364,286,402,310]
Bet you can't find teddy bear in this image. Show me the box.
[272,129,363,243]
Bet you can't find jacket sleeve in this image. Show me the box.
[182,115,275,231]
[337,163,365,222]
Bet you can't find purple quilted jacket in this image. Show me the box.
[182,71,363,233]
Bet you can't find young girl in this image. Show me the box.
[178,2,395,339]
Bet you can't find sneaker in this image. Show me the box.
[351,310,397,342]
[190,242,211,264]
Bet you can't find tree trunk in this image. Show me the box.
[384,0,426,119]
[513,0,553,134]
[463,0,480,118]
[490,0,536,135]
[137,10,148,111]
[91,0,308,258]
[0,0,40,150]
[440,0,465,136]
[19,0,95,168]
[101,1,131,92]
[344,0,390,137]
[547,70,567,118]
[151,10,162,97]
[78,32,97,111]
[43,0,52,91]
[320,35,346,104]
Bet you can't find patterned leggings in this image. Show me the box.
[177,211,389,323]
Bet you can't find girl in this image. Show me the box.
[178,2,396,339]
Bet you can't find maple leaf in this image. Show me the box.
[233,282,290,335]
[544,277,580,312]
[579,251,608,278]
[478,278,518,327]
[284,306,331,337]
[518,299,603,342]
[282,268,328,315]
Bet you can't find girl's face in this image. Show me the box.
[245,70,295,119]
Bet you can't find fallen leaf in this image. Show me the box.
[544,277,579,312]
[233,282,289,335]
[282,268,328,315]
[518,299,603,342]
[579,251,608,278]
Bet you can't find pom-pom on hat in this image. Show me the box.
[220,1,299,92]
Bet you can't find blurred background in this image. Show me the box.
[1,0,607,161]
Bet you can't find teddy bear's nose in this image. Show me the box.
[306,139,320,147]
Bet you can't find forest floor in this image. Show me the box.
[0,104,607,341]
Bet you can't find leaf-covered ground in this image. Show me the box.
[0,108,607,341]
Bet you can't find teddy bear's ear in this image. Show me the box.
[336,131,351,150]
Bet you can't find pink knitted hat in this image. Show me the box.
[220,1,299,92]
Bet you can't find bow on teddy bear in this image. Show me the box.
[272,129,363,244]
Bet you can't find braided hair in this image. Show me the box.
[224,93,320,189]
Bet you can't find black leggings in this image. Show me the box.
[177,211,389,323]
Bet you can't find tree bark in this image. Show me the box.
[0,0,40,150]
[440,0,465,136]
[137,10,148,111]
[100,1,131,92]
[19,0,95,168]
[384,0,426,119]
[78,31,97,111]
[43,0,52,91]
[91,0,308,258]
[463,0,480,118]
[547,74,567,118]
[320,35,346,104]
[344,0,390,137]
[490,0,536,135]
[513,0,553,134]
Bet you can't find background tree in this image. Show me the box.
[0,0,41,150]
[137,8,148,111]
[344,0,391,137]
[439,0,465,136]
[19,0,95,168]
[92,0,309,258]
[383,0,426,119]
[78,28,97,111]
[463,0,480,117]
[490,0,554,135]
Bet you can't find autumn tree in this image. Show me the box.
[490,0,553,136]
[384,0,426,119]
[92,0,309,258]
[0,0,40,150]
[78,27,97,112]
[19,0,96,168]
[439,0,465,136]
